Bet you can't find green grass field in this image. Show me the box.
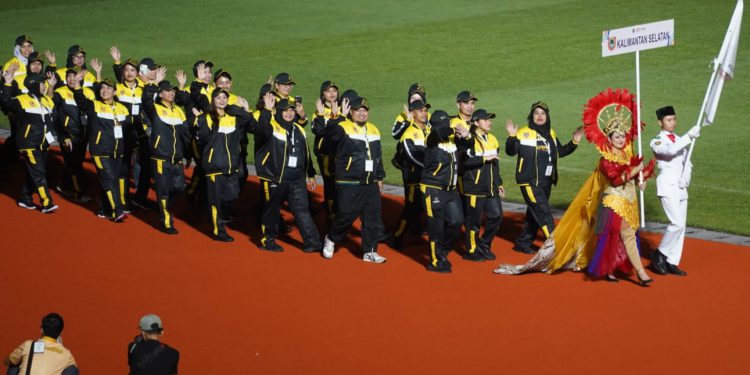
[2,0,748,234]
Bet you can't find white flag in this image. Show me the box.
[704,0,743,125]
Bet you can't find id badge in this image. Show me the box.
[33,342,45,354]
[45,132,55,144]
[114,125,123,139]
[545,165,553,176]
[131,104,140,116]
[288,156,298,168]
[365,160,374,172]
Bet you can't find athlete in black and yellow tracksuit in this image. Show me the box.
[142,81,191,234]
[311,80,339,223]
[194,88,247,242]
[0,73,58,212]
[506,101,579,253]
[245,98,321,252]
[320,97,387,262]
[459,110,504,262]
[420,110,467,273]
[113,70,150,210]
[390,100,431,248]
[52,69,95,202]
[73,78,132,221]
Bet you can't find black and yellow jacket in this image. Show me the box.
[247,108,315,183]
[397,120,430,185]
[74,88,131,157]
[505,125,577,186]
[0,86,56,151]
[142,84,191,164]
[52,85,95,144]
[420,131,463,191]
[311,106,337,177]
[195,106,249,175]
[460,131,503,196]
[322,117,385,185]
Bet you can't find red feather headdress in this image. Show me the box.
[581,88,641,158]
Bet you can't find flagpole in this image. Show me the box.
[681,60,720,180]
[635,50,645,228]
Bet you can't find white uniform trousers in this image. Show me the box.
[658,194,688,265]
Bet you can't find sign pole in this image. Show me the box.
[635,50,645,227]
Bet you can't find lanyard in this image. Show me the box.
[31,95,49,127]
[111,104,121,126]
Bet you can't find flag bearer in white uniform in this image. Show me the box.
[649,106,700,276]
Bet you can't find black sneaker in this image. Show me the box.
[302,243,322,253]
[113,213,128,222]
[214,233,234,242]
[160,227,179,235]
[478,242,496,261]
[462,251,485,262]
[426,262,452,273]
[96,209,109,219]
[260,240,283,252]
[17,201,36,210]
[512,245,536,254]
[40,204,59,214]
[387,235,403,250]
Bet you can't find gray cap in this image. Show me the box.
[139,314,163,332]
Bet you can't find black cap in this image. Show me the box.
[350,96,370,110]
[320,80,338,93]
[656,106,675,120]
[99,78,117,89]
[259,83,273,97]
[27,51,43,65]
[158,80,176,92]
[276,98,296,111]
[211,87,230,99]
[213,69,232,82]
[23,73,45,89]
[65,66,80,77]
[192,60,213,77]
[408,100,430,112]
[140,58,158,71]
[471,109,496,122]
[407,83,426,102]
[456,90,478,103]
[67,45,85,56]
[339,89,359,105]
[123,58,139,69]
[530,101,549,113]
[15,35,32,47]
[275,72,295,85]
[429,110,451,129]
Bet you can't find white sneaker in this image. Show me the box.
[17,201,36,210]
[363,251,386,264]
[41,204,59,214]
[322,236,335,259]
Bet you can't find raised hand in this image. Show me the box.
[404,104,413,121]
[109,46,121,63]
[455,123,470,139]
[341,98,350,117]
[2,68,14,84]
[572,126,584,143]
[192,108,203,117]
[505,119,517,136]
[4,61,20,79]
[315,98,325,115]
[71,70,86,89]
[46,71,57,90]
[295,102,306,119]
[90,58,102,74]
[237,97,249,111]
[175,69,187,89]
[44,50,56,66]
[263,92,275,110]
[154,66,167,83]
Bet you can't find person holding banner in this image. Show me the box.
[649,106,700,276]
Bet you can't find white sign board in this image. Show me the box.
[602,19,674,57]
